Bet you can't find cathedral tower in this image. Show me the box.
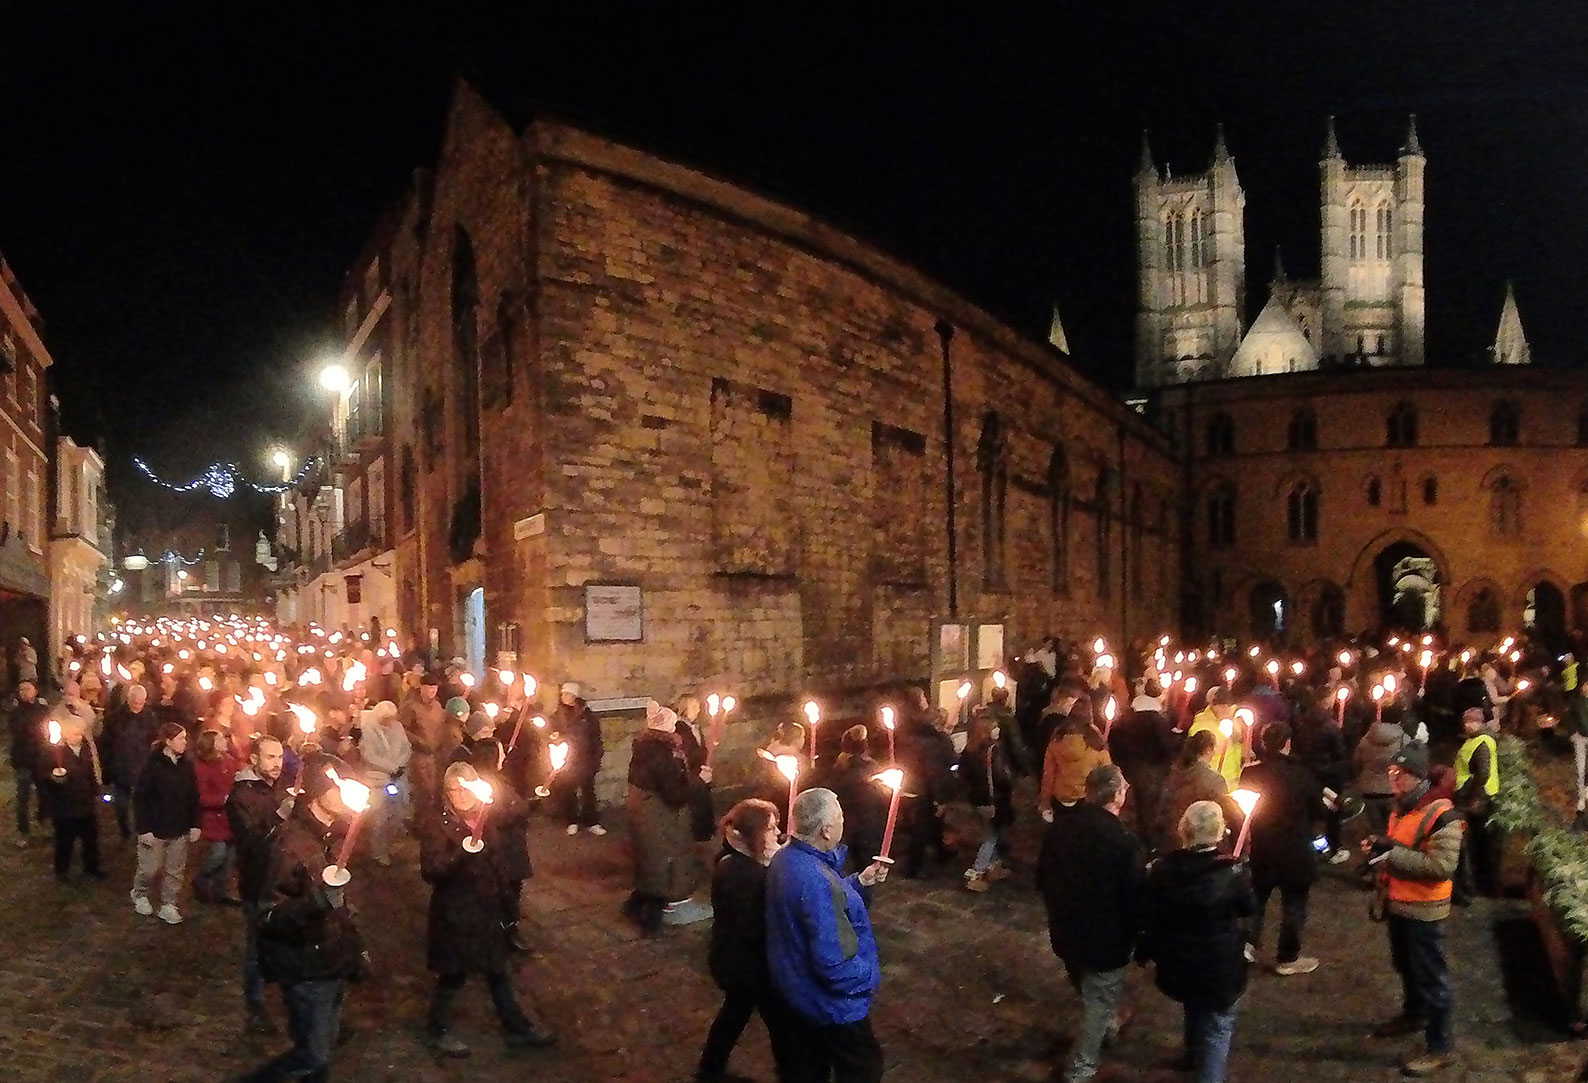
[1133,128,1246,387]
[1318,116,1425,366]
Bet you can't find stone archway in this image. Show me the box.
[1247,580,1290,645]
[1344,528,1451,637]
[1521,575,1569,650]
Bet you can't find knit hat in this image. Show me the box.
[645,701,678,731]
[561,682,581,699]
[445,696,470,719]
[465,711,495,739]
[365,700,398,725]
[301,754,354,802]
[1390,742,1431,779]
[1461,707,1487,728]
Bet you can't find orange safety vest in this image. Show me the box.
[1384,798,1457,905]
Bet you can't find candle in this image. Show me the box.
[536,740,569,798]
[1218,718,1235,777]
[776,754,800,823]
[1338,650,1353,668]
[1180,677,1197,730]
[1371,684,1385,724]
[873,768,905,862]
[1102,696,1117,739]
[1334,685,1349,725]
[1231,788,1261,857]
[322,768,372,885]
[992,670,1007,691]
[498,669,516,687]
[880,705,896,761]
[706,695,734,769]
[803,701,820,757]
[956,680,972,729]
[48,719,64,776]
[460,775,494,852]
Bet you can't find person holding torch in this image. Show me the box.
[418,762,556,1057]
[624,703,707,935]
[1237,722,1327,976]
[36,712,105,881]
[243,754,371,1083]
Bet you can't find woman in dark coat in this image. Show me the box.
[1139,799,1257,1083]
[826,725,888,873]
[696,798,788,1083]
[419,762,554,1057]
[623,704,702,934]
[673,693,716,843]
[960,712,1015,891]
[466,738,534,951]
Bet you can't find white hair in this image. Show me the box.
[790,787,841,840]
[1180,800,1226,848]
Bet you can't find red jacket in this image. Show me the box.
[195,755,241,841]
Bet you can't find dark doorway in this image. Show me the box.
[1248,580,1288,644]
[1311,584,1345,639]
[1374,541,1441,633]
[1524,581,1567,651]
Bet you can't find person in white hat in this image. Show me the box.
[553,682,605,835]
[357,700,410,866]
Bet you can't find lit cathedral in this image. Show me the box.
[1133,117,1528,388]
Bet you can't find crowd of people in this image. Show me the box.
[3,615,1578,1082]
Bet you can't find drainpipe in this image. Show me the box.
[937,319,958,620]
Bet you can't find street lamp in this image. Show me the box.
[319,364,349,393]
[270,447,291,480]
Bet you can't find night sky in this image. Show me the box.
[2,6,1584,501]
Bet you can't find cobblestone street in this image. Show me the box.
[1,784,1584,1083]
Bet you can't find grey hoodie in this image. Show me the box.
[1354,720,1406,797]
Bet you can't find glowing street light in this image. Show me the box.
[319,364,349,392]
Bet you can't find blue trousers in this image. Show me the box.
[1387,914,1453,1053]
[240,978,344,1082]
[1183,1001,1238,1083]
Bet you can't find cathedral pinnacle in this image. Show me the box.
[1403,113,1422,156]
[1213,123,1230,164]
[1322,115,1341,159]
[1137,130,1156,178]
[1271,246,1287,285]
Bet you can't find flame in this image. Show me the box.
[1231,788,1261,817]
[100,656,111,676]
[1371,684,1385,702]
[1265,660,1279,676]
[802,700,820,724]
[386,628,397,638]
[1224,667,1238,684]
[1383,674,1399,694]
[775,754,800,783]
[459,775,494,806]
[1219,718,1234,738]
[956,681,972,700]
[264,671,278,686]
[1104,697,1117,721]
[241,699,260,717]
[871,767,904,792]
[498,669,515,685]
[1339,651,1353,667]
[198,676,213,691]
[880,705,896,730]
[48,719,61,745]
[161,663,174,674]
[484,702,500,719]
[523,675,537,697]
[992,670,1007,689]
[1336,685,1350,701]
[288,703,318,735]
[531,714,547,729]
[325,767,370,813]
[460,673,476,689]
[707,692,720,717]
[1183,676,1198,695]
[549,741,570,771]
[721,695,736,713]
[1093,637,1107,654]
[1097,654,1115,671]
[1234,707,1255,728]
[1291,661,1305,676]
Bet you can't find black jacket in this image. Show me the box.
[1139,847,1256,1010]
[7,697,49,769]
[132,749,200,840]
[555,699,603,778]
[1109,707,1177,775]
[419,802,515,975]
[628,728,694,807]
[1037,802,1145,971]
[828,754,889,863]
[255,803,365,985]
[1292,713,1349,790]
[897,720,956,804]
[959,742,1015,827]
[37,739,103,819]
[707,845,770,995]
[227,770,287,903]
[103,704,158,788]
[1240,755,1327,888]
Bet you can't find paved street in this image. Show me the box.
[0,782,1584,1083]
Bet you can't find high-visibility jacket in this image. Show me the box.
[1188,713,1242,790]
[1454,733,1499,796]
[1385,798,1457,906]
[1566,660,1579,693]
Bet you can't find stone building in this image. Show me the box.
[1154,360,1588,647]
[47,436,108,656]
[0,253,56,662]
[1136,117,1426,386]
[369,81,1179,707]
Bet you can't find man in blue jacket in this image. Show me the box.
[766,786,890,1083]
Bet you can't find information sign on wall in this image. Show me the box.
[584,583,644,643]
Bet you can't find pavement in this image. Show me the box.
[1,781,1585,1083]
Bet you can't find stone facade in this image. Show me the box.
[1154,366,1588,646]
[391,82,1179,704]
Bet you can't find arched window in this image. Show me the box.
[1349,200,1368,261]
[1047,448,1070,595]
[1386,401,1418,447]
[1366,476,1382,507]
[1467,588,1502,634]
[1164,211,1184,272]
[1206,412,1235,457]
[1489,475,1522,537]
[976,412,1008,590]
[1375,203,1394,259]
[1188,212,1203,270]
[1206,484,1235,549]
[1422,476,1438,506]
[1287,480,1319,544]
[1488,401,1520,446]
[1286,408,1317,452]
[1199,211,1214,267]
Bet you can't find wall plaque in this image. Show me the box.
[584,583,644,643]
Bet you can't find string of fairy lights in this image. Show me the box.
[132,457,316,497]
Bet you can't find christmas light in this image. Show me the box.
[132,456,315,496]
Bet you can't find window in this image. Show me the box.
[1199,211,1213,267]
[1188,212,1202,270]
[1422,477,1438,506]
[1207,485,1236,548]
[1164,212,1184,273]
[364,355,384,435]
[1047,447,1070,594]
[1386,401,1418,447]
[1490,475,1523,537]
[1350,201,1368,261]
[1286,408,1317,452]
[1206,412,1235,457]
[1375,203,1394,259]
[4,449,18,539]
[1286,480,1318,544]
[1366,476,1382,507]
[1467,588,1502,634]
[1488,401,1519,446]
[25,469,39,550]
[21,368,35,428]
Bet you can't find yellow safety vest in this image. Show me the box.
[1454,733,1499,796]
[1566,661,1579,693]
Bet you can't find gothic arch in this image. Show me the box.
[1343,527,1451,634]
[1452,577,1505,639]
[1479,463,1526,490]
[1511,568,1571,614]
[1271,469,1323,501]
